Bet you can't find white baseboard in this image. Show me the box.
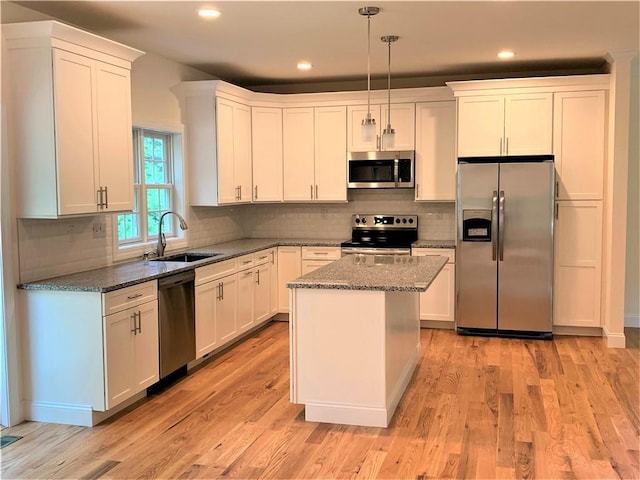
[625,313,640,328]
[602,326,627,349]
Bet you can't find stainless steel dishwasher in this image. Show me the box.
[158,270,195,379]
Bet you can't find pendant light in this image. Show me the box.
[359,6,379,142]
[381,35,398,149]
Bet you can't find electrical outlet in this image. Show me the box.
[92,222,106,239]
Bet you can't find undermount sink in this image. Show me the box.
[150,252,221,263]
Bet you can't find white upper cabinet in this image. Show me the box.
[252,107,283,202]
[347,103,415,152]
[283,106,347,202]
[553,91,606,200]
[414,101,457,201]
[217,98,252,204]
[457,93,552,157]
[4,21,143,218]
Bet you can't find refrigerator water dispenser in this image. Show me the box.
[462,210,492,242]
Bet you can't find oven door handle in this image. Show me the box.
[393,159,399,187]
[341,247,411,255]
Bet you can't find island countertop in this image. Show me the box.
[287,254,448,292]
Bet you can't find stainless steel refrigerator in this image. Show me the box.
[456,155,555,338]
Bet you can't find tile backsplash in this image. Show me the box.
[17,190,455,282]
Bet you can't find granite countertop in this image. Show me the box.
[412,239,456,249]
[18,237,347,293]
[287,254,448,292]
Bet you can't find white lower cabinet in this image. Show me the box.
[412,248,456,326]
[553,201,603,327]
[195,249,277,357]
[277,246,302,313]
[21,280,159,426]
[301,246,341,275]
[105,299,159,409]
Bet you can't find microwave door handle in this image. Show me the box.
[394,159,399,187]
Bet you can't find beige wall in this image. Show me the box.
[625,54,639,325]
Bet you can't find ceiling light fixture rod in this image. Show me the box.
[359,6,379,142]
[381,35,398,148]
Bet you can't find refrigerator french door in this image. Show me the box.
[456,155,555,338]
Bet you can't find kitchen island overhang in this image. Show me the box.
[287,254,448,428]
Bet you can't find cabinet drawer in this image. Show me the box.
[236,253,255,271]
[103,280,158,315]
[301,246,341,260]
[254,248,275,265]
[195,259,236,286]
[412,248,455,263]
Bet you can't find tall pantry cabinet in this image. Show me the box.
[3,21,144,218]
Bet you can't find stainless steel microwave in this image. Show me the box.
[347,150,415,189]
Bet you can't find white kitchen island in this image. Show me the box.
[287,254,447,428]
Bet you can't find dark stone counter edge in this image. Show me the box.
[18,238,454,293]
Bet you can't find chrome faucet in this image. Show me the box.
[157,211,188,257]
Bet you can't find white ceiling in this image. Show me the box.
[3,1,639,91]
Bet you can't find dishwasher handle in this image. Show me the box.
[158,270,195,289]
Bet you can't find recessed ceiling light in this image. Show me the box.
[498,50,515,59]
[198,8,221,19]
[297,62,313,71]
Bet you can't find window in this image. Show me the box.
[116,127,185,252]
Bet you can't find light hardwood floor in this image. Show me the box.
[2,323,639,479]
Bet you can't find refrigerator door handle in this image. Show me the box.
[499,190,505,261]
[492,191,499,261]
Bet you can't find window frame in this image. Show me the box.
[112,123,186,262]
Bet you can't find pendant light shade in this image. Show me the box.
[381,35,398,149]
[359,6,379,142]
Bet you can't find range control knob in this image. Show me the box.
[395,218,401,224]
[408,218,414,224]
[355,218,360,224]
[361,218,367,224]
[402,218,407,223]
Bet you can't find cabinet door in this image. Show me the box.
[254,262,271,324]
[314,106,347,201]
[252,107,283,202]
[52,49,98,215]
[234,102,253,203]
[347,105,380,152]
[216,98,237,204]
[195,281,218,357]
[95,61,134,212]
[217,275,238,344]
[237,269,255,333]
[457,96,504,157]
[104,307,135,409]
[283,108,315,201]
[380,103,416,151]
[415,101,456,201]
[553,201,603,327]
[504,93,552,155]
[553,91,606,200]
[277,247,302,312]
[269,249,278,315]
[419,263,455,322]
[133,301,159,391]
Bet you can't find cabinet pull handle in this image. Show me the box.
[239,185,242,200]
[136,311,142,334]
[130,313,137,334]
[271,251,275,264]
[244,271,253,277]
[314,252,329,256]
[254,185,258,200]
[256,270,260,285]
[242,259,252,264]
[310,185,313,200]
[555,203,559,220]
[315,185,318,199]
[416,183,419,198]
[127,293,144,300]
[258,255,268,260]
[500,138,503,156]
[505,137,509,156]
[220,282,224,300]
[104,186,109,209]
[97,188,102,208]
[555,181,559,198]
[376,134,381,151]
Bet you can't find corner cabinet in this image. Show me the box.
[456,93,552,157]
[3,21,143,218]
[20,280,158,426]
[283,106,347,202]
